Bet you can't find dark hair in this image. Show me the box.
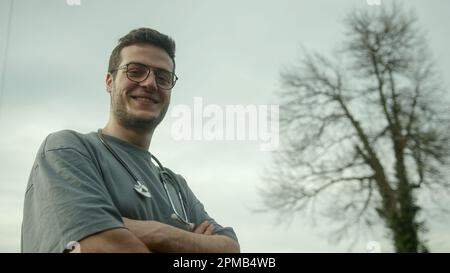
[108,27,176,75]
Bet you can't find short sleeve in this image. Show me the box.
[21,133,125,253]
[168,171,239,244]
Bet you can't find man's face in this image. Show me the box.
[106,43,174,130]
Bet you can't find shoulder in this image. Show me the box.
[39,129,93,157]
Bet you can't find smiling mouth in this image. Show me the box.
[130,96,159,104]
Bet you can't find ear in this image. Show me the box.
[105,72,113,93]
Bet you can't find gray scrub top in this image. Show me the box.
[21,130,238,252]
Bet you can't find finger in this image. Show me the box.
[203,223,215,235]
[194,222,206,234]
[193,221,209,234]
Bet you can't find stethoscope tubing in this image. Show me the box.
[97,129,194,230]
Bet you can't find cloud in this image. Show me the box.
[1,0,449,253]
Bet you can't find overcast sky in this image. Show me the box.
[0,0,449,252]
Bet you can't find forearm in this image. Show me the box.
[133,220,240,253]
[79,228,151,253]
[154,224,240,253]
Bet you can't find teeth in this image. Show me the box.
[134,97,153,102]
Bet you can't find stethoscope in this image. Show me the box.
[97,129,194,231]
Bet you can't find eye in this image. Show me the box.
[156,71,172,84]
[127,64,148,78]
[128,68,146,76]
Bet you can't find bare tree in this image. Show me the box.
[260,4,450,252]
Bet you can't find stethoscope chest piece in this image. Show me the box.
[134,181,152,198]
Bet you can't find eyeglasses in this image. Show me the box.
[112,62,178,90]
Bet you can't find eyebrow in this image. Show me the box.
[126,61,172,72]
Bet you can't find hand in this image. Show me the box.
[193,220,215,235]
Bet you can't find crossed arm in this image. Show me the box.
[78,218,240,253]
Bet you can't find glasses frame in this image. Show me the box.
[112,62,178,90]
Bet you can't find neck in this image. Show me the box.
[102,118,154,150]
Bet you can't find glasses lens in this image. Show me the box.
[155,70,174,89]
[126,63,149,82]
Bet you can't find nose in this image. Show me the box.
[139,70,158,90]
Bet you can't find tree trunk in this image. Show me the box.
[390,197,420,253]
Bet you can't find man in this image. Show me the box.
[21,28,240,253]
